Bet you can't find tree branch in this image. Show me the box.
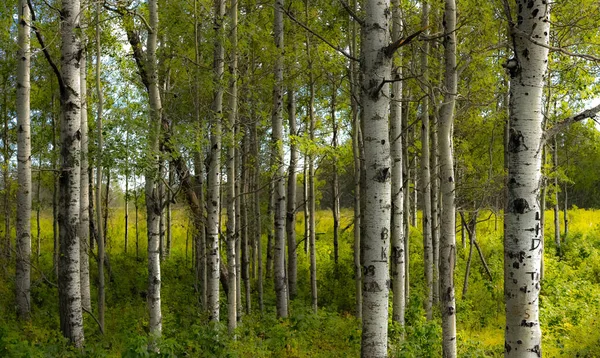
[283,7,359,62]
[338,0,364,26]
[513,27,600,62]
[82,306,105,335]
[384,27,426,57]
[28,0,64,92]
[544,103,600,141]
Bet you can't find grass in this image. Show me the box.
[1,206,600,356]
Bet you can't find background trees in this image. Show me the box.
[1,0,600,356]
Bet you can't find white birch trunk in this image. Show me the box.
[439,0,457,355]
[79,44,91,313]
[207,0,225,322]
[16,0,32,321]
[331,86,340,265]
[272,0,288,318]
[306,39,318,315]
[58,0,84,346]
[390,0,405,329]
[286,88,298,299]
[360,0,392,356]
[419,0,433,321]
[226,0,238,333]
[504,1,550,356]
[146,0,163,338]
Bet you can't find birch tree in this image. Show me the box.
[145,0,163,337]
[503,0,550,355]
[419,0,434,321]
[226,0,238,333]
[360,0,392,355]
[79,44,91,313]
[16,0,32,321]
[207,0,226,322]
[286,87,298,299]
[439,0,458,355]
[390,0,405,329]
[58,0,84,346]
[272,0,288,319]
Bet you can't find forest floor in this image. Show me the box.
[1,207,599,357]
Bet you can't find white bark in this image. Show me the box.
[272,0,288,318]
[286,88,298,299]
[207,0,225,322]
[79,44,91,314]
[306,28,318,315]
[58,0,84,347]
[390,0,405,330]
[145,0,163,337]
[16,0,32,321]
[504,1,550,356]
[439,0,457,356]
[360,0,392,356]
[420,0,433,321]
[226,0,238,333]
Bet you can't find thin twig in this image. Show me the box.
[513,27,600,62]
[283,7,359,62]
[82,306,105,334]
[338,0,364,26]
[28,0,64,91]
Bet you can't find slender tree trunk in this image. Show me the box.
[431,113,440,306]
[390,0,405,329]
[207,0,225,322]
[252,122,264,313]
[504,2,550,355]
[192,0,207,310]
[266,184,274,279]
[168,164,173,257]
[103,168,110,247]
[272,0,288,319]
[241,129,251,314]
[360,0,392,355]
[79,44,91,313]
[348,0,362,317]
[303,159,309,255]
[58,0,84,346]
[286,88,298,299]
[402,88,411,304]
[94,2,106,333]
[36,163,41,261]
[226,0,238,333]
[461,212,476,298]
[3,98,10,261]
[553,138,560,255]
[439,0,458,356]
[158,163,164,260]
[145,0,163,338]
[305,5,318,312]
[331,84,340,266]
[420,0,433,321]
[52,92,59,277]
[16,0,32,320]
[563,184,568,238]
[124,131,129,254]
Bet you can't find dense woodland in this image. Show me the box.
[2,0,600,356]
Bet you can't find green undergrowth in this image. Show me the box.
[0,207,599,356]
